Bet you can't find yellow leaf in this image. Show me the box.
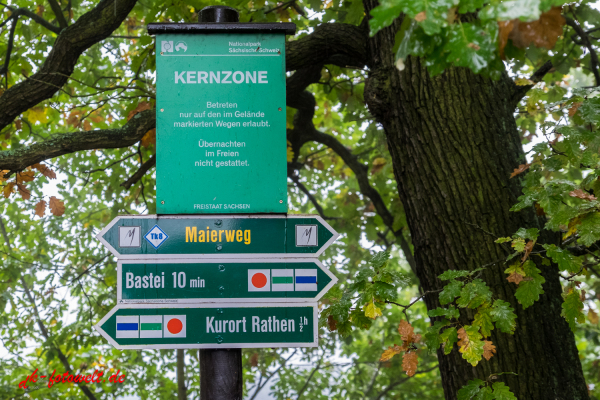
[49,196,65,216]
[589,309,599,325]
[25,106,48,123]
[0,170,8,182]
[365,301,382,319]
[402,351,418,376]
[34,200,46,218]
[287,145,294,162]
[2,182,15,198]
[515,78,535,86]
[83,120,92,131]
[379,344,402,362]
[371,157,387,175]
[141,129,156,148]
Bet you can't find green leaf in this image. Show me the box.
[440,327,458,355]
[428,306,460,319]
[473,305,494,337]
[458,0,485,14]
[479,0,542,22]
[439,269,472,280]
[514,227,540,241]
[457,379,485,400]
[349,308,373,330]
[543,244,583,274]
[561,289,585,331]
[457,279,492,309]
[424,319,450,351]
[495,237,512,244]
[370,250,391,268]
[337,320,353,337]
[578,212,600,246]
[515,260,545,309]
[579,97,600,124]
[439,280,464,305]
[369,0,403,36]
[491,382,517,400]
[445,21,499,74]
[490,300,517,334]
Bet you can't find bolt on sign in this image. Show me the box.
[151,22,295,214]
[94,303,317,349]
[117,259,337,303]
[96,215,339,259]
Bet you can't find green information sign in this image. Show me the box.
[155,33,287,214]
[117,259,336,303]
[97,214,338,259]
[94,303,317,349]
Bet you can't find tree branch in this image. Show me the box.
[0,5,61,34]
[285,23,367,72]
[0,109,155,173]
[565,16,600,86]
[0,0,139,131]
[510,60,554,106]
[47,0,69,29]
[288,172,338,220]
[121,154,156,189]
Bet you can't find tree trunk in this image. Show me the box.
[361,2,589,399]
[177,349,187,400]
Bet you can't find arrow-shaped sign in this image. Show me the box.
[97,215,338,259]
[117,258,337,303]
[94,302,317,349]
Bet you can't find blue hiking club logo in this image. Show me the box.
[144,225,169,249]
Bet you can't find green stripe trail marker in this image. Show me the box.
[97,214,338,259]
[94,303,317,349]
[117,259,337,303]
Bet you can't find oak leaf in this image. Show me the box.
[589,309,599,325]
[507,272,524,285]
[249,353,259,367]
[0,170,8,182]
[128,101,152,121]
[510,163,530,178]
[509,7,565,50]
[498,20,514,59]
[83,120,92,131]
[365,302,382,319]
[569,189,597,201]
[141,129,156,148]
[49,196,65,216]
[34,200,46,217]
[16,184,31,200]
[31,163,57,179]
[482,340,496,360]
[327,314,337,331]
[379,344,402,362]
[569,102,582,117]
[401,351,418,376]
[2,182,15,198]
[398,320,415,343]
[414,11,427,22]
[521,240,534,262]
[16,171,35,184]
[514,78,534,86]
[371,157,387,175]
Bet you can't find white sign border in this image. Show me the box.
[94,302,318,350]
[96,214,340,259]
[116,258,338,304]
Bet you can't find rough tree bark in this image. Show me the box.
[361,1,589,399]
